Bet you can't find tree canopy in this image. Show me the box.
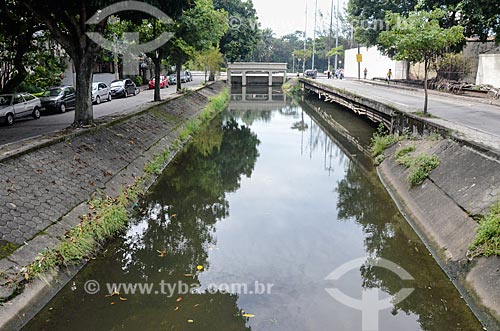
[214,0,260,62]
[378,9,464,113]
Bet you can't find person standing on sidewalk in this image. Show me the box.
[364,68,368,79]
[386,69,392,84]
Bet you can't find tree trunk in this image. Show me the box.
[73,53,94,127]
[423,58,429,115]
[1,35,31,94]
[153,56,161,101]
[176,60,182,92]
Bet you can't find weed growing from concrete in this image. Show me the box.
[371,124,402,157]
[396,153,440,186]
[469,202,500,257]
[395,145,416,159]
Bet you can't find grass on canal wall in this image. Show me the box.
[23,88,229,280]
[396,150,441,187]
[469,202,500,257]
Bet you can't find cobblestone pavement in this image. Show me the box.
[0,86,219,247]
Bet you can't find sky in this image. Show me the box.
[250,0,347,37]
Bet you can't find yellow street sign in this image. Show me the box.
[356,54,363,62]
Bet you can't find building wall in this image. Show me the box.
[344,46,408,79]
[464,40,498,84]
[476,54,500,87]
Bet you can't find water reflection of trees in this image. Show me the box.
[24,118,259,330]
[229,109,272,126]
[336,162,482,331]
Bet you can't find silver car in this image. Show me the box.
[0,93,42,126]
[92,82,112,105]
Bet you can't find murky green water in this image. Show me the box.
[23,90,482,331]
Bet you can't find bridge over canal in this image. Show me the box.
[228,62,288,86]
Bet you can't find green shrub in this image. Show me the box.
[371,124,401,158]
[397,153,440,186]
[469,202,500,257]
[395,145,416,159]
[135,76,143,86]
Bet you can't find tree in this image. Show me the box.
[167,0,228,92]
[0,0,44,93]
[347,0,419,46]
[16,0,118,126]
[293,49,312,73]
[192,47,225,82]
[213,0,260,62]
[18,0,190,125]
[460,0,500,43]
[378,10,464,114]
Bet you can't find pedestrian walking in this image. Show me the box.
[364,68,368,79]
[386,69,392,84]
[327,71,331,79]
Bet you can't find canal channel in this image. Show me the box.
[22,87,483,331]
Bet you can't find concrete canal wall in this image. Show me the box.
[378,140,500,330]
[0,82,227,331]
[300,78,500,330]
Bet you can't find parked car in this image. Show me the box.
[40,86,76,113]
[110,79,137,98]
[0,93,41,126]
[305,69,318,79]
[92,82,112,104]
[168,74,177,85]
[148,75,169,89]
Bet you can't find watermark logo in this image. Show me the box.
[227,16,259,31]
[86,1,174,76]
[325,257,414,331]
[83,279,274,297]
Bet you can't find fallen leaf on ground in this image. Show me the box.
[174,307,179,311]
[176,297,183,302]
[196,265,204,271]
[187,320,194,323]
[157,250,167,257]
[105,288,120,297]
[183,274,194,277]
[194,304,200,307]
[111,302,116,305]
[119,297,127,301]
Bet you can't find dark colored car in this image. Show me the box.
[305,70,318,79]
[110,79,137,98]
[168,74,177,85]
[40,86,76,113]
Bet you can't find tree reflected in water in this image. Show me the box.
[23,117,260,331]
[336,161,482,331]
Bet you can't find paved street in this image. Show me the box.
[317,77,500,138]
[0,75,205,146]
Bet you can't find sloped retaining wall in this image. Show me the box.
[378,139,500,330]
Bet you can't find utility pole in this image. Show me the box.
[334,0,339,71]
[312,0,318,70]
[328,0,334,72]
[303,4,307,75]
[357,44,361,80]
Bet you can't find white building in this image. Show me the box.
[476,51,500,88]
[344,46,408,80]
